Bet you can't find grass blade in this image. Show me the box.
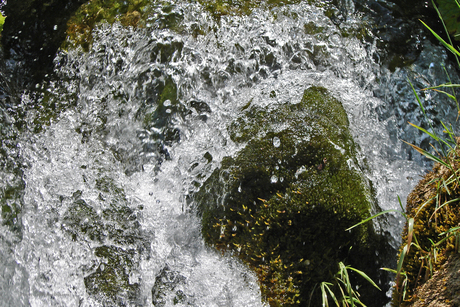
[345,266,381,291]
[408,78,427,116]
[407,121,440,142]
[420,19,460,57]
[345,209,403,231]
[401,140,451,168]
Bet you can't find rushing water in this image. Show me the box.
[1,1,459,306]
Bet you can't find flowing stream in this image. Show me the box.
[1,1,459,306]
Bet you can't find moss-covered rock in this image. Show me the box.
[61,177,149,305]
[65,0,151,51]
[195,86,390,306]
[393,139,460,307]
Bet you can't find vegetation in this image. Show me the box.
[65,0,150,51]
[436,0,460,40]
[0,12,5,35]
[394,1,460,304]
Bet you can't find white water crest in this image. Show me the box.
[1,1,456,306]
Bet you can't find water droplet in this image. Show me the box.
[273,137,280,148]
[271,175,278,183]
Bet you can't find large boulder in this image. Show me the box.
[195,86,391,306]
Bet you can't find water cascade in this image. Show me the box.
[1,1,459,306]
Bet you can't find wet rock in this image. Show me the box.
[61,178,150,305]
[151,265,188,307]
[410,254,460,307]
[65,0,151,51]
[352,0,439,71]
[195,86,391,306]
[1,0,88,83]
[84,245,142,306]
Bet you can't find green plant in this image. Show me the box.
[0,12,5,35]
[319,262,381,307]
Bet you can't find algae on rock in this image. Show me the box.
[195,86,390,306]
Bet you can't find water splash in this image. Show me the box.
[0,1,452,306]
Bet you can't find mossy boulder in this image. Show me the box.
[195,86,390,306]
[393,139,460,307]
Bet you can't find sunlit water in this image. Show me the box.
[1,1,459,306]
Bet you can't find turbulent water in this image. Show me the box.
[1,1,459,306]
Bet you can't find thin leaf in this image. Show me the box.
[415,195,437,218]
[440,121,457,145]
[396,244,409,283]
[398,196,408,220]
[439,226,460,237]
[345,266,382,291]
[431,88,457,101]
[431,0,460,65]
[443,178,451,195]
[430,198,460,222]
[345,209,404,231]
[423,83,460,90]
[401,140,451,168]
[420,19,460,57]
[321,282,340,307]
[408,78,427,116]
[407,121,440,142]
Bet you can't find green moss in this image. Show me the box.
[64,0,150,51]
[196,86,387,306]
[393,141,460,306]
[196,0,330,18]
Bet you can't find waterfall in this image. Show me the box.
[0,1,457,306]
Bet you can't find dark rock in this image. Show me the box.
[1,0,87,83]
